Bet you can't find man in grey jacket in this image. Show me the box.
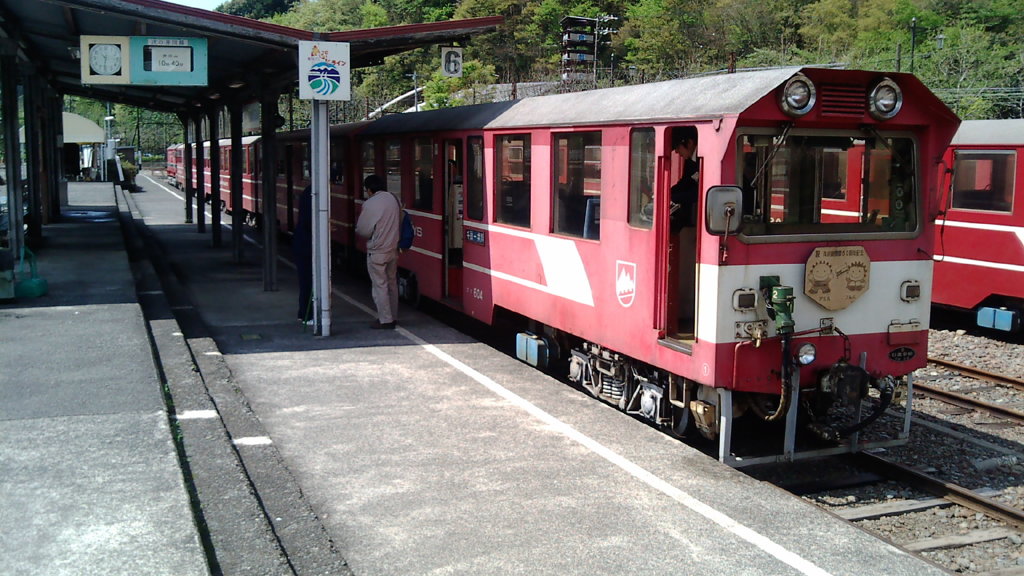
[356,174,401,329]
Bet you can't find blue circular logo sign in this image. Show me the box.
[308,61,341,96]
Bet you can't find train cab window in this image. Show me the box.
[495,134,531,228]
[553,131,602,239]
[385,139,403,199]
[466,136,485,221]
[951,150,1015,213]
[414,138,434,210]
[629,128,655,229]
[739,132,918,236]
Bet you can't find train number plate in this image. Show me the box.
[889,347,916,362]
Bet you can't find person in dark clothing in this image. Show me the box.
[294,186,313,323]
[670,126,699,232]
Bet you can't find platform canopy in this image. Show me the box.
[0,0,502,113]
[61,111,104,143]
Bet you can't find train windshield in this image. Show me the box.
[737,130,917,237]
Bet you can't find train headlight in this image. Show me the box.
[795,343,817,366]
[779,74,816,117]
[869,78,903,120]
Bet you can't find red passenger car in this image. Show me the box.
[346,67,958,464]
[934,119,1024,333]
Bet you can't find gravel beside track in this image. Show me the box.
[751,329,1024,575]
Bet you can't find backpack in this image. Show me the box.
[399,210,415,251]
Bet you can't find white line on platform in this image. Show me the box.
[233,436,273,446]
[330,288,833,576]
[176,410,219,420]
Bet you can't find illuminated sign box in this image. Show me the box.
[130,37,208,86]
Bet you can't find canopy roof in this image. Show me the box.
[0,0,502,113]
[62,111,104,143]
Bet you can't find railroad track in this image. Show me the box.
[767,453,1024,574]
[916,358,1024,425]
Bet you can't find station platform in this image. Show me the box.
[0,175,949,576]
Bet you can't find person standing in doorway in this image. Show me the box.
[355,174,401,329]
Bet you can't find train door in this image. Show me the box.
[662,125,700,342]
[443,139,464,303]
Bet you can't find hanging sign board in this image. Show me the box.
[81,35,207,86]
[298,41,351,101]
[130,37,208,85]
[440,46,463,78]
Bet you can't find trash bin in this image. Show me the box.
[0,248,13,300]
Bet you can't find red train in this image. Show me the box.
[933,119,1024,333]
[167,67,960,464]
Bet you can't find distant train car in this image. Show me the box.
[933,119,1024,333]
[173,67,960,464]
[170,137,263,223]
[165,143,183,187]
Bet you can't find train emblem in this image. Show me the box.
[615,261,636,308]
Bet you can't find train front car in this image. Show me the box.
[696,69,960,464]
[489,68,959,464]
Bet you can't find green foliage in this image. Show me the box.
[217,0,298,19]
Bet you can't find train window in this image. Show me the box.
[739,132,918,236]
[951,150,1015,213]
[330,141,344,185]
[385,139,402,198]
[414,138,434,210]
[360,140,375,183]
[300,143,310,180]
[629,128,655,229]
[495,134,531,228]
[466,136,485,221]
[553,131,602,239]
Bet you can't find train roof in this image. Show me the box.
[485,67,807,128]
[951,119,1024,146]
[360,101,518,135]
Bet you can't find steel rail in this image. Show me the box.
[927,357,1024,392]
[913,382,1024,425]
[853,452,1024,530]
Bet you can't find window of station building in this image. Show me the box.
[385,139,402,198]
[951,150,1016,213]
[414,138,434,210]
[628,128,655,229]
[466,136,485,221]
[495,134,531,227]
[553,131,602,239]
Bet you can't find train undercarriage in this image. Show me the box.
[517,327,913,466]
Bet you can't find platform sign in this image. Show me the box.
[130,37,208,86]
[298,41,351,101]
[441,46,463,78]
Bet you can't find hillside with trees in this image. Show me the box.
[252,0,1023,120]
[69,0,1023,159]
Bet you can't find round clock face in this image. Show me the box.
[89,43,122,76]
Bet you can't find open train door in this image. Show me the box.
[443,139,465,304]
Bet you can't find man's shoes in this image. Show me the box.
[370,320,396,330]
